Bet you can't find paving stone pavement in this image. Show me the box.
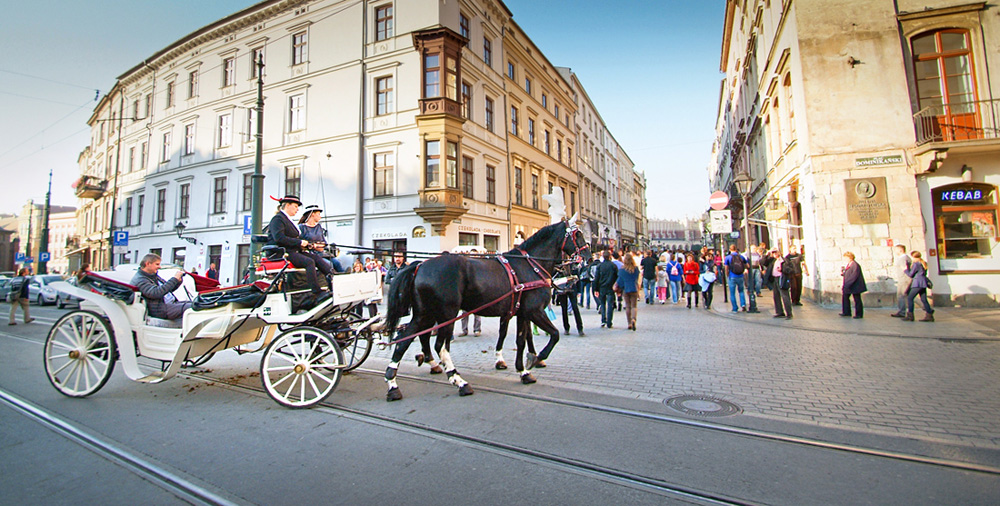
[369,291,1000,449]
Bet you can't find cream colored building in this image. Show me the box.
[712,0,1000,307]
[74,0,639,283]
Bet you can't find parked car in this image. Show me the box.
[28,275,65,305]
[56,277,83,309]
[0,278,12,302]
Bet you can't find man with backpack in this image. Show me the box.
[665,255,684,304]
[640,250,658,304]
[724,244,748,313]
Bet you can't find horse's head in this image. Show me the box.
[560,215,590,262]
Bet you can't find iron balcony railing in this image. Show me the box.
[913,98,1000,145]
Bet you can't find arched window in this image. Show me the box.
[912,29,980,141]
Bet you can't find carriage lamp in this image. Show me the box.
[174,222,186,238]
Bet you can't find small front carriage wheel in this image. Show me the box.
[44,310,117,397]
[261,326,344,408]
[341,332,374,372]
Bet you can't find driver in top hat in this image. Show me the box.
[267,194,330,305]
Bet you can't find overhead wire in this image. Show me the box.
[0,98,95,162]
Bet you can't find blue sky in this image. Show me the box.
[0,0,725,220]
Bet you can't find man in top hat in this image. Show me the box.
[267,194,330,304]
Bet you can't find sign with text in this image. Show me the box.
[710,210,732,234]
[844,177,890,224]
[855,155,903,167]
[112,231,129,246]
[243,215,253,235]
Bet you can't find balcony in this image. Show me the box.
[914,98,1000,145]
[73,175,107,199]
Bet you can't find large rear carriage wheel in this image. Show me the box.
[261,326,344,408]
[44,310,117,397]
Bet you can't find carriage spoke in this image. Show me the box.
[48,352,70,360]
[266,365,296,372]
[57,324,82,349]
[308,370,335,386]
[49,357,75,377]
[50,338,76,352]
[270,370,297,390]
[71,360,84,391]
[280,374,301,402]
[305,372,323,400]
[82,357,94,391]
[308,347,333,364]
[298,372,306,402]
[85,356,106,382]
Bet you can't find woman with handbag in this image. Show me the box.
[903,251,935,322]
[768,249,793,320]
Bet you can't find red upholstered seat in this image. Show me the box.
[255,258,298,276]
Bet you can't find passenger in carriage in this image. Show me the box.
[131,253,193,320]
[267,195,332,305]
[297,204,343,273]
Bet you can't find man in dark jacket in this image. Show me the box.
[383,252,407,287]
[840,251,867,319]
[131,253,192,320]
[640,250,658,304]
[7,268,34,325]
[593,250,619,328]
[785,246,805,305]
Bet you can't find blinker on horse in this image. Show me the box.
[381,219,589,401]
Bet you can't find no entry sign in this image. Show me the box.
[709,191,730,210]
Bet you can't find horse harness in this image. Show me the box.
[388,225,586,345]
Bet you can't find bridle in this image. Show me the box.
[560,224,590,266]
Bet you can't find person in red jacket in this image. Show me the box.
[683,253,700,308]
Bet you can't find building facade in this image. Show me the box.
[648,217,704,252]
[712,0,1000,307]
[75,0,644,284]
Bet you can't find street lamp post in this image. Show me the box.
[249,54,266,281]
[732,171,757,313]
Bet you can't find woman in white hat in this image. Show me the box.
[298,204,342,274]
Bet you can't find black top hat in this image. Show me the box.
[278,194,302,205]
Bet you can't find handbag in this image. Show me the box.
[780,275,791,290]
[926,278,934,289]
[613,282,623,296]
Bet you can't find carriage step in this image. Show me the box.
[136,372,171,384]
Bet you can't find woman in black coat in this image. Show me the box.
[840,251,867,319]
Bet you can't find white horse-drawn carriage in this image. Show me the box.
[44,252,384,408]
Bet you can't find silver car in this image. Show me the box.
[28,275,65,305]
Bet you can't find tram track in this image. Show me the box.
[348,367,1000,477]
[176,368,749,506]
[0,388,245,506]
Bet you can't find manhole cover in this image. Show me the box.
[664,395,741,417]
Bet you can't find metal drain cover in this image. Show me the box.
[664,395,741,417]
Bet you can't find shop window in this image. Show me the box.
[483,234,499,253]
[932,182,998,272]
[459,232,478,246]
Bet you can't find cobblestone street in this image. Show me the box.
[371,293,1000,449]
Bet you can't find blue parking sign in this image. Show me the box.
[113,231,129,246]
[40,252,50,262]
[15,252,25,262]
[243,215,253,235]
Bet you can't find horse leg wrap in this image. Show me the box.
[494,350,507,370]
[520,371,537,384]
[385,362,399,392]
[428,358,443,374]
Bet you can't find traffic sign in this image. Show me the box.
[39,252,50,262]
[709,191,730,210]
[23,257,33,264]
[243,215,253,235]
[113,231,129,246]
[15,252,25,262]
[710,210,732,234]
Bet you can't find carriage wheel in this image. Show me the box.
[340,331,374,372]
[44,310,117,398]
[261,326,344,408]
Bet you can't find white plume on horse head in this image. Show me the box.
[542,187,566,225]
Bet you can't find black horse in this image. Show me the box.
[381,220,588,401]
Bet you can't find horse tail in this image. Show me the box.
[384,261,421,335]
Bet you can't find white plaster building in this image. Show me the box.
[712,0,1000,307]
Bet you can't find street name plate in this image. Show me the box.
[844,177,890,224]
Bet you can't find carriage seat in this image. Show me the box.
[255,258,304,276]
[146,317,182,329]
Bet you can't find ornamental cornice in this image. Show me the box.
[119,0,309,86]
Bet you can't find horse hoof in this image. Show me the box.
[521,373,537,384]
[526,353,538,370]
[415,354,425,367]
[535,360,547,368]
[429,365,444,374]
[495,361,508,370]
[458,384,474,396]
[386,388,402,402]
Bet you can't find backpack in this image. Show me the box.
[589,263,598,279]
[669,263,679,276]
[729,254,746,275]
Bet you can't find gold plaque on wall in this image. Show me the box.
[844,177,890,224]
